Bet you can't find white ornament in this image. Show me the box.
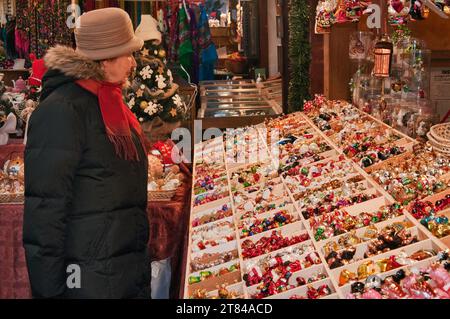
[155,75,167,89]
[244,201,254,212]
[127,97,135,109]
[0,113,17,145]
[144,101,161,115]
[140,65,153,80]
[172,94,183,107]
[167,69,173,83]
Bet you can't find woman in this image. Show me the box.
[23,8,150,299]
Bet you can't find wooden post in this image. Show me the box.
[259,0,269,72]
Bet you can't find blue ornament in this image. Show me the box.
[436,216,448,224]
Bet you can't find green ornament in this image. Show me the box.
[401,177,411,185]
[200,271,212,278]
[188,276,201,284]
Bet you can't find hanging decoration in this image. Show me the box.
[315,0,449,33]
[198,4,218,81]
[177,4,194,81]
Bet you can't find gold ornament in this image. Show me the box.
[339,269,356,286]
[141,48,150,56]
[140,101,148,110]
[136,89,144,98]
[158,49,166,58]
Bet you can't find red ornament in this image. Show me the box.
[151,141,175,165]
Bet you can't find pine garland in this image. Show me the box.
[288,0,311,112]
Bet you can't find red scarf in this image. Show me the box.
[76,79,147,161]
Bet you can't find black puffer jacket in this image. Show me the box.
[23,46,150,299]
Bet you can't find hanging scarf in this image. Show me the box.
[198,4,218,81]
[188,6,199,84]
[168,5,179,61]
[76,79,147,161]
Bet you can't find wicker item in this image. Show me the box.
[148,189,177,202]
[427,132,450,156]
[430,123,450,144]
[0,192,24,204]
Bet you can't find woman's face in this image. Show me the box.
[101,53,137,85]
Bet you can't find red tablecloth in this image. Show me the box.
[0,142,29,299]
[0,204,31,299]
[0,142,191,299]
[148,167,191,299]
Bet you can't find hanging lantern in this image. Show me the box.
[373,35,393,78]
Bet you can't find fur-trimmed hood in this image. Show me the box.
[44,45,105,81]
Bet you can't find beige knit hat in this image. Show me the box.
[75,8,144,61]
[135,15,162,44]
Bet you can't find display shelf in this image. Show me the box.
[338,255,441,298]
[191,201,233,228]
[186,259,242,296]
[239,222,309,261]
[236,206,300,239]
[202,282,246,299]
[265,278,336,299]
[315,215,411,250]
[245,263,328,299]
[234,198,292,221]
[332,238,442,286]
[240,240,316,275]
[326,225,428,271]
[185,101,449,299]
[403,188,450,250]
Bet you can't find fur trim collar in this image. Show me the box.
[44,45,105,81]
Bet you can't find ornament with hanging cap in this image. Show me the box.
[365,274,382,290]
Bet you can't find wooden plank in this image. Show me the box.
[323,23,358,100]
[259,0,269,72]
